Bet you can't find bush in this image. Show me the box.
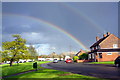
[79,53,88,60]
[73,56,79,62]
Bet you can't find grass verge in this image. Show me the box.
[5,68,107,80]
[89,61,114,65]
[1,61,108,80]
[1,61,51,77]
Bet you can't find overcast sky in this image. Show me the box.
[2,2,118,54]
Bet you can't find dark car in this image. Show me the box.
[114,56,120,67]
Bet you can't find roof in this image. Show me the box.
[75,49,86,56]
[89,48,120,53]
[90,34,120,48]
[90,34,110,48]
[75,50,81,56]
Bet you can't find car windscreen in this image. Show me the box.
[67,59,72,60]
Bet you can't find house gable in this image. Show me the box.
[76,49,86,56]
[99,34,120,49]
[89,33,120,62]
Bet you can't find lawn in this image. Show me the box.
[5,68,106,80]
[89,61,114,65]
[1,61,51,77]
[1,61,108,80]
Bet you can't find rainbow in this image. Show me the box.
[61,3,104,32]
[3,13,89,50]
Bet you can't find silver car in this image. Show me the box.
[53,59,58,63]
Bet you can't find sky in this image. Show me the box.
[2,2,118,55]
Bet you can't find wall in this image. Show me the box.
[96,52,119,62]
[100,34,120,49]
[76,60,91,63]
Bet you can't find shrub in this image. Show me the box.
[73,56,79,62]
[79,53,88,60]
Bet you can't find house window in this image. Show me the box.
[96,46,98,49]
[92,53,95,59]
[113,44,118,48]
[98,45,100,49]
[98,53,102,58]
[89,54,91,59]
[91,47,94,50]
[107,53,112,55]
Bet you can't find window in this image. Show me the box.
[113,44,118,48]
[91,47,94,50]
[98,53,102,58]
[92,53,94,59]
[107,53,112,55]
[95,46,97,49]
[97,45,100,49]
[89,54,91,59]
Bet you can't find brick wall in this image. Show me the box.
[96,52,119,62]
[76,60,91,63]
[100,34,120,48]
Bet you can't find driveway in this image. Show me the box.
[42,61,120,80]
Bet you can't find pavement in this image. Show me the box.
[41,61,120,80]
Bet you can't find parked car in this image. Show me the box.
[53,59,58,63]
[23,61,26,63]
[6,61,10,64]
[19,61,22,63]
[59,60,63,61]
[114,56,120,67]
[65,58,72,63]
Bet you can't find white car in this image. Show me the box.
[53,59,58,63]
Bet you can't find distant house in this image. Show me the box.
[75,49,86,56]
[88,32,120,62]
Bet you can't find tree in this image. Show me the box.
[2,34,29,66]
[58,54,63,60]
[69,54,75,58]
[79,53,88,60]
[49,52,58,58]
[1,50,10,63]
[60,53,66,59]
[40,55,48,58]
[73,56,79,62]
[28,45,38,61]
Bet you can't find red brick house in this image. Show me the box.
[75,49,86,56]
[88,32,120,62]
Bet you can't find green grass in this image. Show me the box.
[89,61,114,65]
[1,61,108,80]
[7,68,106,80]
[1,61,51,77]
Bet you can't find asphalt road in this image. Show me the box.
[44,61,120,80]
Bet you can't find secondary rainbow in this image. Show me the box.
[3,13,89,50]
[61,3,104,32]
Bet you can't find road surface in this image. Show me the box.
[42,61,120,80]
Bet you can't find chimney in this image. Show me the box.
[107,32,110,36]
[96,36,100,41]
[103,34,107,37]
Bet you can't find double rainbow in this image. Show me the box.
[3,13,89,50]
